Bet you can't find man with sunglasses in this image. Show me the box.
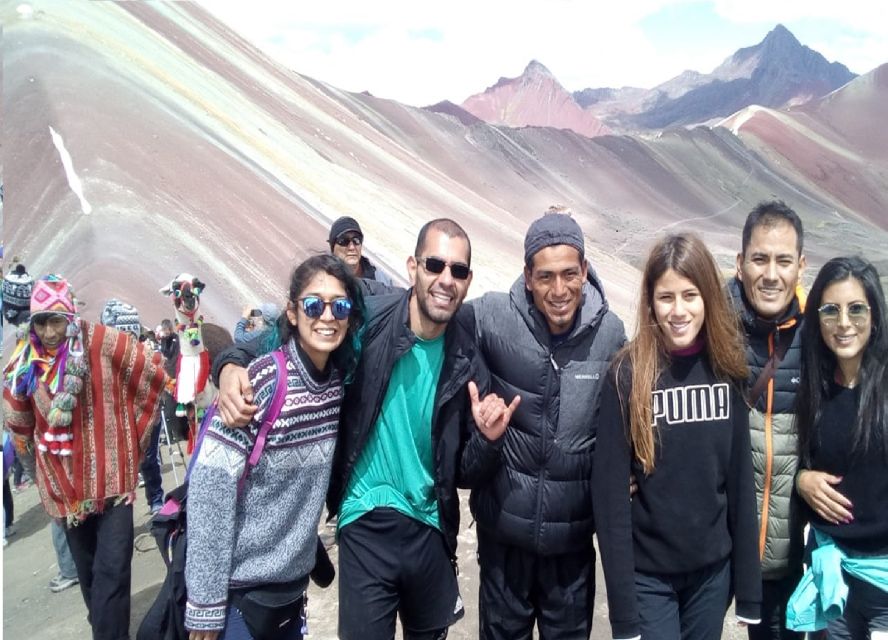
[730,201,850,640]
[213,218,516,640]
[464,208,626,639]
[329,216,393,285]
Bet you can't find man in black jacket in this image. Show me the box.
[213,219,517,640]
[465,208,626,639]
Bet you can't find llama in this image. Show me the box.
[159,273,216,448]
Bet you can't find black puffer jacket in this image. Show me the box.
[326,290,502,558]
[466,267,626,555]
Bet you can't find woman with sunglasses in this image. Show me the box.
[793,256,888,638]
[185,254,365,640]
[594,233,761,640]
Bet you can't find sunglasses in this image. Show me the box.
[334,235,363,248]
[416,256,471,280]
[297,296,353,320]
[818,302,870,327]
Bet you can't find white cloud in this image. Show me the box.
[198,0,888,105]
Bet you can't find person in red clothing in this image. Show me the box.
[3,275,167,640]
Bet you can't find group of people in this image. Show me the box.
[3,202,886,640]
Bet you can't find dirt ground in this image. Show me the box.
[2,457,748,640]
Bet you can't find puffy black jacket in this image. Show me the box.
[466,266,626,555]
[212,289,501,559]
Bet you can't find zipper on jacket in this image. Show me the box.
[431,355,470,559]
[534,350,560,551]
[759,329,777,561]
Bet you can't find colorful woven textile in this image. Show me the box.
[4,321,168,520]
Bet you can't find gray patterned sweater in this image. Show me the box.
[185,339,342,632]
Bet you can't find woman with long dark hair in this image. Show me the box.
[794,256,888,638]
[594,233,761,640]
[185,254,365,640]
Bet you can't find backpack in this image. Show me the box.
[137,351,288,640]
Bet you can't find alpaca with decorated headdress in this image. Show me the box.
[159,273,214,417]
[3,274,167,638]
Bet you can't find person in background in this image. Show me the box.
[794,256,888,638]
[595,233,761,640]
[234,303,279,344]
[328,216,393,285]
[3,275,167,640]
[48,519,80,593]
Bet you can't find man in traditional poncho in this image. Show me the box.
[3,275,167,640]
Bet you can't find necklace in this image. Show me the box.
[834,369,857,389]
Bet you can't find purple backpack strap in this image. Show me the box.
[185,403,217,482]
[237,351,288,496]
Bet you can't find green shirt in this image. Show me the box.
[339,334,446,531]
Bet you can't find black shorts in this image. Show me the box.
[338,508,463,640]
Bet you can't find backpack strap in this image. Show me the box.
[185,404,216,482]
[237,350,288,496]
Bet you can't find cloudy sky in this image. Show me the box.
[200,0,888,106]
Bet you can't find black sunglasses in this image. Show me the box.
[416,256,471,280]
[297,296,353,320]
[334,235,363,247]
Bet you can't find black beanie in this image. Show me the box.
[524,213,585,267]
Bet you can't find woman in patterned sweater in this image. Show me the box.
[186,254,365,640]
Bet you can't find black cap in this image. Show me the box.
[328,216,363,244]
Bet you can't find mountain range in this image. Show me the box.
[3,4,886,335]
[461,25,857,134]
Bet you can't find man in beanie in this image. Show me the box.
[328,215,393,285]
[3,275,167,640]
[464,206,626,638]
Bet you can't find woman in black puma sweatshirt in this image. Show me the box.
[594,233,761,640]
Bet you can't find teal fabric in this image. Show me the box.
[339,334,445,532]
[786,530,888,631]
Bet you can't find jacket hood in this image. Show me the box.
[728,276,804,336]
[511,260,609,343]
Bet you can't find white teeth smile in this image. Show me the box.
[431,292,452,303]
[316,328,335,336]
